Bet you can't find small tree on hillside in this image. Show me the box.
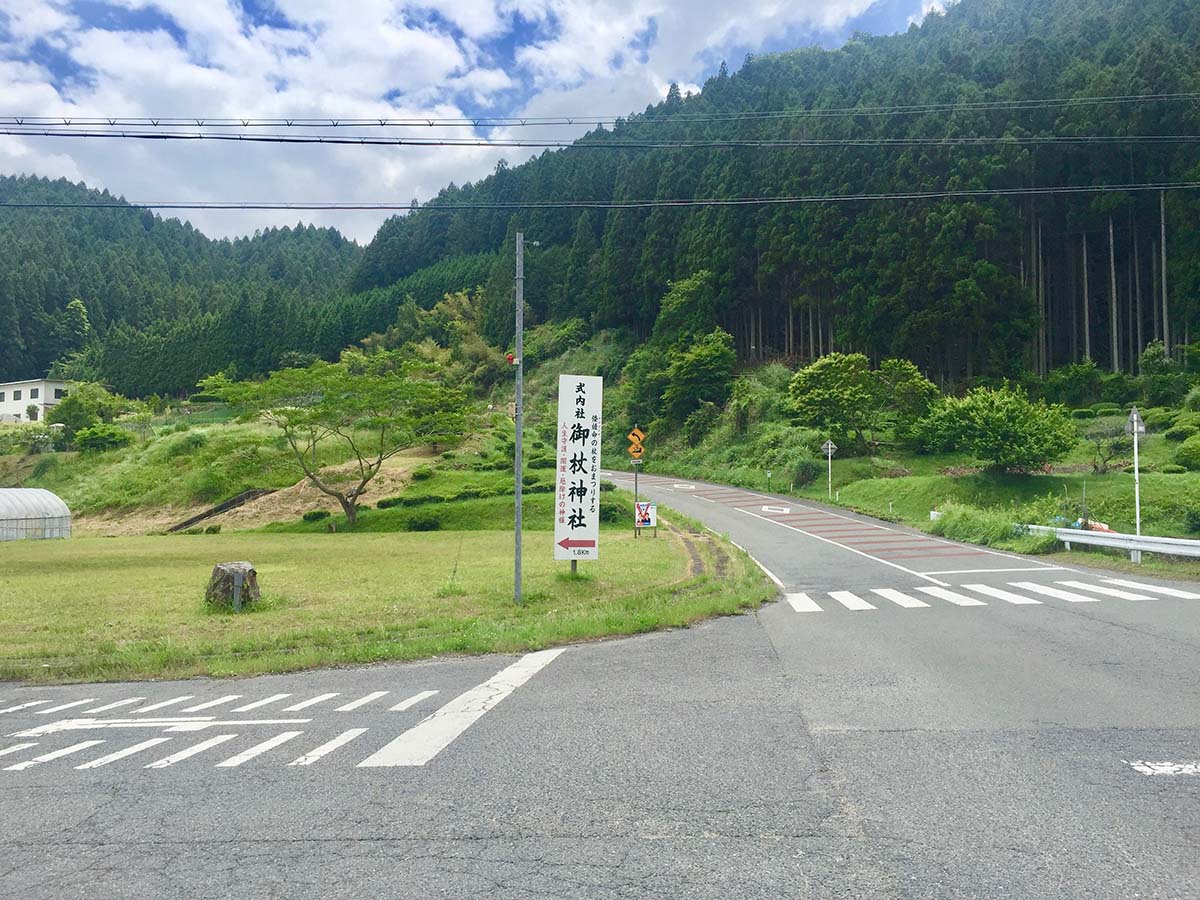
[1086,421,1132,474]
[202,356,467,525]
[788,353,879,448]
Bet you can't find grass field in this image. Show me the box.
[0,515,771,683]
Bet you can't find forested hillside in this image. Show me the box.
[3,0,1200,396]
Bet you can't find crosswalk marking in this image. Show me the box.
[182,695,243,712]
[288,729,367,766]
[145,734,238,768]
[75,738,171,769]
[336,691,389,712]
[915,586,987,607]
[1056,581,1153,601]
[0,742,38,758]
[870,589,930,608]
[5,740,105,771]
[283,693,340,712]
[84,698,146,714]
[359,648,565,768]
[216,732,302,767]
[961,584,1043,605]
[1103,579,1200,599]
[784,593,823,612]
[829,591,876,611]
[231,693,291,712]
[0,701,50,715]
[1011,582,1099,603]
[389,691,439,712]
[35,699,96,715]
[134,696,194,714]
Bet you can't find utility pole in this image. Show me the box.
[514,232,524,605]
[1161,190,1170,355]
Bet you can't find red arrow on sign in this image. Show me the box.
[557,538,597,549]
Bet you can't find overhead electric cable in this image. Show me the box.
[1,126,1196,149]
[2,181,1198,212]
[4,91,1199,127]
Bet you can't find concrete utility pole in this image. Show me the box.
[1161,190,1170,354]
[514,232,524,605]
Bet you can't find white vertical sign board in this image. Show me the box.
[555,374,602,560]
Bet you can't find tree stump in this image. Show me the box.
[205,561,260,610]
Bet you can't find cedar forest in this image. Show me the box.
[2,0,1199,410]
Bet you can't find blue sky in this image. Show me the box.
[0,0,944,240]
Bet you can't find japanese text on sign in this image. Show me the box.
[555,374,603,560]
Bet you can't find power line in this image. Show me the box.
[1,126,1197,150]
[4,91,1199,128]
[3,181,1197,212]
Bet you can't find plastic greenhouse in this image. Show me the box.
[0,488,72,541]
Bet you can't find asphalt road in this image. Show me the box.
[2,474,1199,898]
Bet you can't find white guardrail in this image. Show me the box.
[1021,524,1200,562]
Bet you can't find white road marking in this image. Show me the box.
[283,693,340,712]
[145,734,239,768]
[336,691,389,712]
[829,591,876,611]
[0,701,50,715]
[35,699,97,715]
[231,694,292,712]
[5,740,105,771]
[962,584,1043,605]
[915,586,987,607]
[1056,581,1154,601]
[83,698,146,714]
[288,729,368,766]
[1103,579,1200,600]
[761,505,791,514]
[784,593,823,613]
[923,567,1064,575]
[0,742,38,758]
[734,508,951,587]
[359,648,565,768]
[182,695,243,712]
[162,718,310,732]
[76,738,172,769]
[870,588,930,609]
[1011,582,1100,603]
[1124,759,1200,776]
[134,696,195,714]
[727,538,785,588]
[12,717,209,737]
[216,731,303,767]
[390,690,439,711]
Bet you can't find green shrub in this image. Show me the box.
[31,456,59,478]
[1160,464,1187,474]
[1070,408,1097,419]
[521,474,539,487]
[1185,509,1200,533]
[375,497,402,510]
[1175,434,1200,470]
[1098,371,1137,405]
[1090,403,1121,415]
[1044,360,1103,408]
[410,466,435,481]
[204,524,221,534]
[929,502,1058,553]
[1183,386,1200,412]
[74,423,134,452]
[528,455,556,469]
[793,459,822,487]
[441,451,456,459]
[600,480,616,492]
[1164,424,1199,442]
[406,512,441,531]
[1144,408,1178,430]
[302,509,331,522]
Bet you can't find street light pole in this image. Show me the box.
[514,232,524,605]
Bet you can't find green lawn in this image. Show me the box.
[0,518,771,684]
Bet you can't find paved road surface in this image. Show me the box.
[2,474,1198,898]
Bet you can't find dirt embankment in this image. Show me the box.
[73,448,436,536]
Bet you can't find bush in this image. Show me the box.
[1175,434,1200,470]
[1098,372,1137,405]
[1090,403,1121,415]
[521,473,539,486]
[1044,360,1103,408]
[793,458,822,487]
[1144,408,1178,430]
[1070,408,1096,419]
[406,512,441,531]
[204,524,221,534]
[411,466,434,481]
[375,497,401,509]
[528,455,556,469]
[599,480,616,492]
[441,451,457,459]
[1183,386,1200,412]
[1185,510,1200,533]
[684,401,721,446]
[912,386,1077,470]
[302,509,331,522]
[74,423,134,452]
[1164,424,1199,442]
[1160,464,1187,474]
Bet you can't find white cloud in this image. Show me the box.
[0,0,886,242]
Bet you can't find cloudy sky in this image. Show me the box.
[0,0,941,242]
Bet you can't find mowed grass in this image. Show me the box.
[0,524,772,684]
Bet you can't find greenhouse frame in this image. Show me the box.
[0,488,71,541]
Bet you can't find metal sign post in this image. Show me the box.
[821,440,838,499]
[628,426,645,538]
[514,232,524,604]
[1126,407,1146,562]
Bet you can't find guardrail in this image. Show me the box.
[1022,524,1200,563]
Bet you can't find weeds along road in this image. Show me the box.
[2,473,1199,898]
